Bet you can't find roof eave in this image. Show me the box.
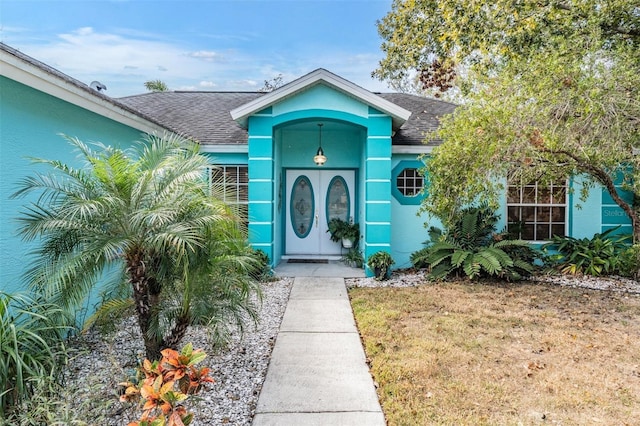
[230,68,411,130]
[1,46,170,135]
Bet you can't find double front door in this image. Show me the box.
[285,169,355,255]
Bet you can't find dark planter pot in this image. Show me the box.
[374,267,389,280]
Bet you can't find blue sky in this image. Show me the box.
[1,0,395,97]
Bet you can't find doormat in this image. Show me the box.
[287,259,329,264]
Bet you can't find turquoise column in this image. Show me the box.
[364,112,393,276]
[247,114,275,261]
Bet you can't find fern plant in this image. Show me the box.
[426,238,536,280]
[414,205,539,281]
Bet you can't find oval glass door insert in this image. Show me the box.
[290,175,315,238]
[326,175,350,223]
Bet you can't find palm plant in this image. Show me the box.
[13,133,261,360]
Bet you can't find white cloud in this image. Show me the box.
[8,26,389,97]
[187,50,221,62]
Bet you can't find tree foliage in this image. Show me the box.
[375,0,639,94]
[144,80,169,92]
[13,134,261,360]
[375,1,640,237]
[258,74,284,93]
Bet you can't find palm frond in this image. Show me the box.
[83,297,134,333]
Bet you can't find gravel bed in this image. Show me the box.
[530,273,640,293]
[62,270,639,425]
[347,269,640,294]
[63,277,292,425]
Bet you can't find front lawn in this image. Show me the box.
[350,280,640,425]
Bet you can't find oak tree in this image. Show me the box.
[375,1,640,238]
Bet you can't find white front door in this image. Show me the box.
[285,169,355,255]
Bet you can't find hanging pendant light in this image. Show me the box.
[313,123,327,166]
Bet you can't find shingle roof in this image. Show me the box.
[119,91,262,145]
[377,93,457,146]
[119,91,456,146]
[2,42,456,146]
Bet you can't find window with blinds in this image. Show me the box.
[209,165,249,223]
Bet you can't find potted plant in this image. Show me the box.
[367,251,395,280]
[327,218,360,248]
[342,248,364,268]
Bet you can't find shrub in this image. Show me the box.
[4,377,112,425]
[250,249,273,281]
[367,251,395,280]
[119,343,214,426]
[542,227,632,276]
[1,292,71,417]
[327,218,360,247]
[410,247,431,269]
[414,205,540,281]
[342,248,364,268]
[617,244,640,278]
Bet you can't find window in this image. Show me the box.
[507,180,567,241]
[396,168,424,197]
[392,161,426,205]
[209,165,249,221]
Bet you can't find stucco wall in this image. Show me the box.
[390,155,438,269]
[0,76,144,295]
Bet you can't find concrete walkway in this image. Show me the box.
[252,262,385,425]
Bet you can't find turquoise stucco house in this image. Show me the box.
[0,43,632,292]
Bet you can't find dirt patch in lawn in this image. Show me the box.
[350,280,640,425]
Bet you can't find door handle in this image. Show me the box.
[315,211,319,228]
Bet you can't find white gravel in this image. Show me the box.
[63,277,293,425]
[62,270,639,425]
[348,269,640,294]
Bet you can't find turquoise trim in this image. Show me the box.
[600,176,632,233]
[290,175,315,238]
[272,109,369,129]
[365,180,390,201]
[325,175,350,224]
[365,202,391,222]
[568,178,574,236]
[249,160,273,179]
[391,160,426,205]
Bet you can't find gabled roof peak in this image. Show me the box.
[230,68,411,129]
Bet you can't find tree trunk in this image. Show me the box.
[126,250,162,360]
[164,313,191,350]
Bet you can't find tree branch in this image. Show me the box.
[542,148,638,239]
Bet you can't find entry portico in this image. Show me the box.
[230,69,411,270]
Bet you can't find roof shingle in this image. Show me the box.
[119,91,456,146]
